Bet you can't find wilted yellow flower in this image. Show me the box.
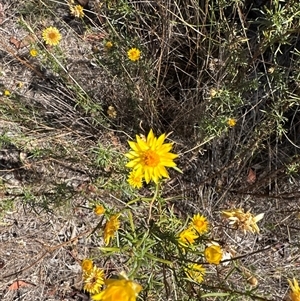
[29,48,38,57]
[222,208,264,234]
[107,105,117,118]
[127,170,143,189]
[4,90,10,96]
[190,214,209,234]
[127,48,141,61]
[94,205,105,215]
[209,88,217,98]
[70,4,84,18]
[81,258,94,274]
[91,276,142,301]
[288,278,300,301]
[185,263,206,283]
[178,228,198,247]
[83,266,105,294]
[125,129,180,184]
[204,245,223,265]
[227,118,236,127]
[42,26,62,46]
[104,214,121,245]
[105,41,113,49]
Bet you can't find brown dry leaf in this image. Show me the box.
[8,280,34,290]
[246,168,256,184]
[84,32,106,42]
[9,34,36,49]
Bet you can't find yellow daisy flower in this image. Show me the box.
[29,48,38,57]
[70,4,84,18]
[178,228,198,247]
[42,26,62,46]
[190,213,209,234]
[104,214,121,245]
[204,245,223,265]
[4,90,11,96]
[94,205,105,215]
[125,129,180,184]
[91,277,142,301]
[127,170,143,188]
[227,118,236,127]
[83,266,105,294]
[288,278,300,301]
[81,258,94,274]
[127,48,141,61]
[185,263,206,283]
[105,41,113,49]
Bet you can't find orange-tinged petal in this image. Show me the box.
[125,129,179,184]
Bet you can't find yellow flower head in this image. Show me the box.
[222,208,264,234]
[185,263,206,283]
[190,214,209,234]
[127,170,143,189]
[29,48,38,57]
[204,245,223,265]
[104,214,121,245]
[127,48,141,61]
[178,228,198,247]
[70,4,84,18]
[105,41,113,49]
[91,277,142,301]
[81,258,94,274]
[125,129,180,184]
[4,90,11,96]
[107,105,117,118]
[209,88,218,98]
[94,205,105,216]
[42,26,62,46]
[288,278,300,301]
[83,266,105,294]
[227,118,237,127]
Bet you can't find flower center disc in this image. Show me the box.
[143,150,160,167]
[49,33,56,39]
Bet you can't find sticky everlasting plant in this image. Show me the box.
[288,278,300,301]
[125,129,180,185]
[103,214,121,245]
[91,277,142,301]
[222,208,264,234]
[127,48,141,61]
[42,26,62,46]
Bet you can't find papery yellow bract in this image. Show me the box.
[94,205,105,215]
[125,129,180,184]
[222,208,264,234]
[190,213,209,234]
[204,245,223,265]
[91,277,142,301]
[83,266,104,294]
[127,48,141,61]
[185,263,206,283]
[288,278,300,301]
[81,259,93,274]
[42,27,62,46]
[104,214,121,245]
[178,228,198,247]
